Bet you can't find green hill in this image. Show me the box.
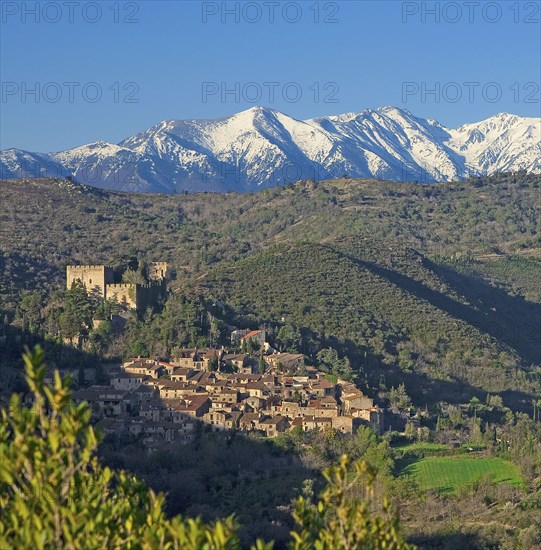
[0,173,539,410]
[198,238,539,409]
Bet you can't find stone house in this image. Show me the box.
[122,359,165,379]
[143,421,186,443]
[331,415,363,434]
[245,381,267,398]
[222,354,250,371]
[242,395,266,412]
[265,353,304,372]
[139,402,162,422]
[341,391,374,414]
[259,415,289,437]
[170,367,196,382]
[351,407,384,435]
[171,349,205,370]
[302,416,332,432]
[203,410,228,431]
[238,412,262,432]
[111,372,146,391]
[307,396,339,418]
[97,418,128,436]
[158,361,177,376]
[309,379,335,397]
[174,395,210,418]
[72,386,129,417]
[280,400,304,418]
[131,384,158,403]
[218,388,239,404]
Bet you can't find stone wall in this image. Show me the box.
[66,263,166,312]
[66,265,114,298]
[105,283,137,309]
[135,281,166,312]
[148,262,168,281]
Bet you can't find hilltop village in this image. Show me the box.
[62,263,383,449]
[72,343,383,450]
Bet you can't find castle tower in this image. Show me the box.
[66,265,114,299]
[148,262,168,281]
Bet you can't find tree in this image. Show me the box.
[389,384,412,412]
[209,354,219,372]
[89,320,113,357]
[316,347,354,381]
[0,348,413,549]
[0,347,241,549]
[16,292,43,334]
[122,261,148,285]
[397,349,415,372]
[258,353,266,374]
[290,454,413,549]
[276,324,300,352]
[59,281,92,339]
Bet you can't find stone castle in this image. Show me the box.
[66,262,168,311]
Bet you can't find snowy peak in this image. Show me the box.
[448,113,541,174]
[1,107,539,192]
[0,149,70,180]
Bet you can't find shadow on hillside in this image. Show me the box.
[428,259,541,364]
[99,430,316,549]
[348,254,540,366]
[0,323,101,396]
[408,531,495,550]
[0,250,60,303]
[337,253,540,412]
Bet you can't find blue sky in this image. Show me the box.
[1,0,540,151]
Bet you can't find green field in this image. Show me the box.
[399,457,523,493]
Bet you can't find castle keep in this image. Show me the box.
[65,265,114,299]
[66,263,168,311]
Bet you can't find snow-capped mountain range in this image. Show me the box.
[2,107,539,193]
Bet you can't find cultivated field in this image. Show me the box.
[399,456,523,493]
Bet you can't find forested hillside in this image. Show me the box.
[1,173,539,410]
[199,239,540,410]
[1,173,541,548]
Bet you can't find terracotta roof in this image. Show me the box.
[311,379,334,389]
[260,415,287,425]
[171,367,194,376]
[175,395,209,412]
[240,330,263,340]
[342,393,364,401]
[320,396,338,404]
[113,372,144,379]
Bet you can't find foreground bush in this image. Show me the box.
[0,347,412,549]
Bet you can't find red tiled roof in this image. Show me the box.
[240,330,262,340]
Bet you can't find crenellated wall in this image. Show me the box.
[66,265,114,298]
[105,283,137,309]
[66,264,166,312]
[135,280,166,312]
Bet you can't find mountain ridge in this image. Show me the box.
[2,107,539,193]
